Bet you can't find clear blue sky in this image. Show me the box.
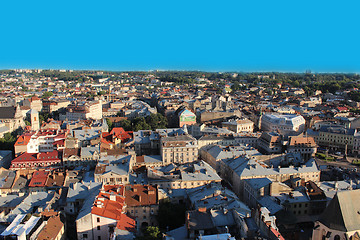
[1,0,359,73]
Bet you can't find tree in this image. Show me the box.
[146,113,167,130]
[133,117,151,131]
[42,91,53,99]
[39,112,50,123]
[105,118,113,132]
[118,119,132,131]
[98,90,106,95]
[0,132,17,152]
[24,120,31,126]
[136,226,161,240]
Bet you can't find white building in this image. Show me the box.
[66,101,103,121]
[222,118,254,133]
[260,114,305,136]
[26,129,67,154]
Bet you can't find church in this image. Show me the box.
[0,106,26,133]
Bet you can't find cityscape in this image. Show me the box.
[0,69,360,240]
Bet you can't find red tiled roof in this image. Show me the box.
[30,96,41,102]
[53,139,65,146]
[125,184,158,207]
[271,227,285,240]
[337,107,348,111]
[12,151,60,163]
[116,214,136,232]
[110,128,132,142]
[14,135,32,146]
[91,186,126,220]
[11,151,61,169]
[37,215,64,240]
[28,170,50,187]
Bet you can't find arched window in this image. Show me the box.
[334,235,340,240]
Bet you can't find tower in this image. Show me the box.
[29,109,39,131]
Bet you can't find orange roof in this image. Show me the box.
[289,135,316,146]
[116,214,136,232]
[125,184,158,207]
[30,96,41,102]
[37,215,64,240]
[110,127,132,141]
[14,135,31,146]
[91,186,126,220]
[136,156,145,163]
[271,227,285,240]
[28,170,50,187]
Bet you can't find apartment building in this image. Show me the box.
[317,126,356,153]
[66,100,102,120]
[260,114,305,136]
[160,134,198,164]
[125,184,159,228]
[147,161,221,190]
[222,118,254,133]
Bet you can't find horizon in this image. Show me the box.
[1,68,359,75]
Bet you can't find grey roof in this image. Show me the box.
[0,194,25,208]
[0,150,12,159]
[201,126,234,135]
[187,211,214,230]
[257,196,283,215]
[1,214,26,236]
[0,171,16,189]
[76,185,101,221]
[12,176,27,190]
[98,155,131,176]
[319,126,356,135]
[165,225,187,240]
[206,145,261,161]
[245,178,272,190]
[5,191,55,222]
[0,125,10,134]
[0,107,16,119]
[319,189,360,232]
[27,109,38,114]
[162,134,196,142]
[181,161,222,182]
[143,155,162,163]
[210,208,235,227]
[80,146,100,158]
[200,233,235,240]
[186,183,250,213]
[223,157,319,179]
[73,129,101,141]
[67,182,102,203]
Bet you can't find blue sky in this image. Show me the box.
[0,0,359,73]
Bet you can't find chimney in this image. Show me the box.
[110,195,116,201]
[198,207,207,212]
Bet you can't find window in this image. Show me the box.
[97,217,100,223]
[97,226,101,230]
[83,233,88,239]
[98,237,101,240]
